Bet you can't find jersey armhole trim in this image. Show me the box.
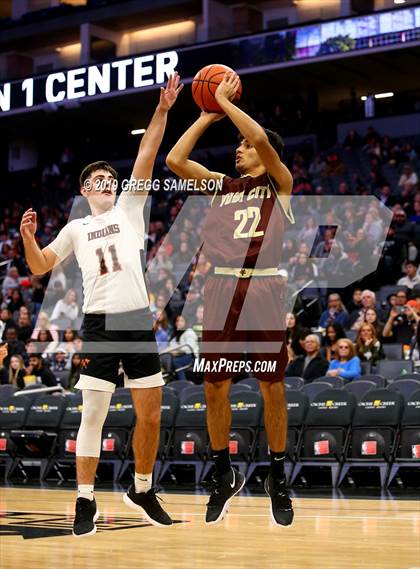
[210,174,226,207]
[267,173,295,225]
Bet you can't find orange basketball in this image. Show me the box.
[192,64,242,113]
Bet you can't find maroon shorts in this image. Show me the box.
[201,275,288,383]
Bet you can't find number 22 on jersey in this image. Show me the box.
[233,207,264,239]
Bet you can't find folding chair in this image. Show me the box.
[0,395,31,479]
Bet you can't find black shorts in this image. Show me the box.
[75,307,164,392]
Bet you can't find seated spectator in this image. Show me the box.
[57,328,79,354]
[383,302,420,344]
[167,315,199,381]
[0,308,15,333]
[290,252,316,287]
[16,312,33,342]
[326,339,362,381]
[153,310,170,352]
[6,289,24,314]
[50,348,70,373]
[350,290,377,330]
[2,267,19,295]
[322,323,346,362]
[3,327,26,362]
[398,164,418,187]
[31,311,59,343]
[286,312,303,360]
[68,353,82,391]
[298,217,318,248]
[24,354,57,387]
[364,307,384,339]
[397,261,420,289]
[191,304,204,341]
[355,323,385,364]
[0,343,8,385]
[285,334,329,382]
[319,293,350,329]
[347,288,363,314]
[4,355,26,389]
[34,329,56,355]
[343,128,362,150]
[50,288,79,322]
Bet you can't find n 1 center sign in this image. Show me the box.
[0,50,178,113]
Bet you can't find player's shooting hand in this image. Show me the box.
[199,111,225,123]
[20,209,37,241]
[158,72,184,112]
[215,72,240,103]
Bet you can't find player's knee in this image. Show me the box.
[204,380,229,404]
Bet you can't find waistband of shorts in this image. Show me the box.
[214,267,279,278]
[83,307,151,321]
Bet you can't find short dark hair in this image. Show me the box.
[238,128,285,159]
[79,161,118,187]
[405,260,419,268]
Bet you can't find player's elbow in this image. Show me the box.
[252,129,269,148]
[165,152,180,171]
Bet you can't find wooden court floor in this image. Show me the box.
[0,487,419,569]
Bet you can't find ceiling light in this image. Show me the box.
[131,128,146,135]
[360,92,394,101]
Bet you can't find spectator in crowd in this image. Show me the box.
[347,288,363,314]
[322,323,346,362]
[290,252,316,287]
[350,290,377,330]
[364,307,384,338]
[286,312,303,360]
[24,354,57,386]
[326,338,362,381]
[153,310,170,353]
[383,301,420,344]
[68,353,82,391]
[3,327,26,362]
[298,217,318,248]
[31,311,59,343]
[50,347,70,373]
[362,210,384,243]
[57,328,79,354]
[191,304,204,341]
[6,289,24,315]
[397,261,420,289]
[398,164,418,187]
[50,288,79,322]
[168,315,199,380]
[285,334,329,382]
[0,343,8,385]
[0,308,15,334]
[0,352,26,389]
[319,293,350,329]
[343,129,362,150]
[2,267,20,295]
[34,329,56,355]
[16,311,33,342]
[355,323,385,364]
[282,238,297,262]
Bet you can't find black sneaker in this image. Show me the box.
[264,474,294,526]
[123,485,173,527]
[72,497,99,538]
[205,467,245,525]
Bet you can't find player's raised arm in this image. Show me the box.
[166,112,225,182]
[215,72,293,196]
[130,72,183,186]
[20,208,58,275]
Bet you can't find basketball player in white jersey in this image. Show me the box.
[20,73,183,537]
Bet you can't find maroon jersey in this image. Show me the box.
[202,173,294,268]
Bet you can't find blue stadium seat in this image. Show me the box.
[302,382,332,400]
[0,396,31,479]
[344,380,376,402]
[237,377,259,391]
[284,376,304,391]
[388,379,420,402]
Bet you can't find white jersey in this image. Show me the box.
[47,192,149,314]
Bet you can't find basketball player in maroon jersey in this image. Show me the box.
[167,72,294,526]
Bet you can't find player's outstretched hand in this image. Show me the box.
[215,71,240,103]
[20,208,37,241]
[158,72,184,112]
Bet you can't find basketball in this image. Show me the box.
[192,64,242,113]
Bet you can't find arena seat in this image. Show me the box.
[302,382,332,400]
[101,392,134,482]
[387,389,420,486]
[0,396,31,479]
[313,376,344,388]
[388,379,420,401]
[201,390,263,481]
[237,377,259,391]
[344,380,376,402]
[9,394,67,480]
[284,376,304,391]
[361,374,387,388]
[376,360,414,381]
[291,388,356,487]
[338,388,404,487]
[382,344,403,360]
[167,379,195,396]
[248,390,308,483]
[0,385,18,399]
[161,390,207,483]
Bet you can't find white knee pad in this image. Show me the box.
[76,389,112,458]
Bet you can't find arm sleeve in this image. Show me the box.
[117,189,147,243]
[339,358,361,380]
[47,223,74,262]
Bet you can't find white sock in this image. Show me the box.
[134,472,152,494]
[78,484,94,501]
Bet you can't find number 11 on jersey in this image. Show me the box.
[95,244,122,275]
